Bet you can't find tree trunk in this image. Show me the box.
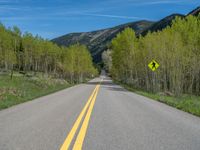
[10,64,14,80]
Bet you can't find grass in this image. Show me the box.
[116,81,200,117]
[0,73,72,110]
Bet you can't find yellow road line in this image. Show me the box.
[72,85,100,150]
[60,85,98,150]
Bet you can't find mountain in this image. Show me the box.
[141,14,185,36]
[52,7,199,63]
[188,6,200,16]
[52,20,154,63]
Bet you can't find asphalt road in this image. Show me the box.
[0,75,200,150]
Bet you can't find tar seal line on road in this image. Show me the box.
[60,79,102,150]
[73,84,100,150]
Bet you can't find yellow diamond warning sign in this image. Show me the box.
[148,60,159,71]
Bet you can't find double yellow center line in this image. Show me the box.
[60,81,101,150]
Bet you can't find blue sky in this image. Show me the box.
[0,0,199,39]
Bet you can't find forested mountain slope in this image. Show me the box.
[52,20,154,62]
[52,6,199,63]
[188,6,200,16]
[141,14,185,36]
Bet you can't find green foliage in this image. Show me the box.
[111,16,200,96]
[62,44,97,83]
[0,23,97,83]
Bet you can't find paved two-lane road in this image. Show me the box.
[0,75,200,150]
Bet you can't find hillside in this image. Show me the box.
[52,6,199,63]
[188,6,200,16]
[52,20,154,63]
[141,14,185,36]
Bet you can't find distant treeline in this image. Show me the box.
[0,23,97,83]
[104,15,200,96]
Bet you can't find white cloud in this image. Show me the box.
[80,13,148,20]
